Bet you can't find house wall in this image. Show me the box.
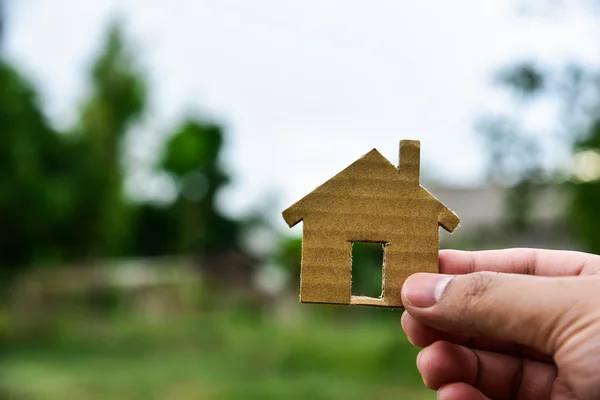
[300,196,442,307]
[299,226,352,304]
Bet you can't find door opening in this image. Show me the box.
[351,241,385,299]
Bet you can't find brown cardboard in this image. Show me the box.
[282,140,460,308]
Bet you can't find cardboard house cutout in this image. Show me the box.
[282,140,460,308]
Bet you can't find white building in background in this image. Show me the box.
[430,184,579,250]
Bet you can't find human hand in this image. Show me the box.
[401,249,600,400]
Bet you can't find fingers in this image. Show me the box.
[439,249,600,277]
[402,310,462,347]
[417,341,556,399]
[401,311,552,363]
[437,383,490,400]
[402,271,600,356]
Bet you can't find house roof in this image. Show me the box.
[282,147,460,232]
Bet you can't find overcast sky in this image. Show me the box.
[4,0,599,228]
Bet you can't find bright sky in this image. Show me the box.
[4,0,599,228]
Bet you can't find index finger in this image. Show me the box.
[439,248,600,277]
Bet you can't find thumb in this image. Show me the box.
[401,272,600,356]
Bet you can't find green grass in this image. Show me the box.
[0,307,433,399]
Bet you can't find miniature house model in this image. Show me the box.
[282,140,460,308]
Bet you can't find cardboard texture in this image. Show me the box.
[282,140,460,308]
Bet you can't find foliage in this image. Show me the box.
[351,242,385,298]
[477,5,600,250]
[0,18,249,287]
[128,203,179,256]
[0,309,430,399]
[160,119,240,255]
[68,20,147,259]
[477,112,546,231]
[0,20,147,278]
[477,64,549,186]
[570,121,600,254]
[0,61,70,280]
[496,62,545,96]
[273,236,302,282]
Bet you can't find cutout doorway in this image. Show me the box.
[351,241,386,299]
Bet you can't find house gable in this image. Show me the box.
[282,148,399,228]
[283,147,459,231]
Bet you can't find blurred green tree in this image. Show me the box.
[0,8,261,301]
[0,0,77,287]
[68,20,147,259]
[129,202,179,256]
[129,118,243,260]
[477,2,600,252]
[0,62,70,279]
[477,62,554,232]
[570,122,600,254]
[0,19,148,288]
[273,236,302,281]
[128,114,257,287]
[160,119,239,255]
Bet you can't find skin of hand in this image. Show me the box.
[400,248,600,400]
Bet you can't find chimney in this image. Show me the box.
[398,140,420,183]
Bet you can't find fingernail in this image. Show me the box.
[403,273,453,308]
[416,349,423,370]
[400,311,412,335]
[400,310,408,328]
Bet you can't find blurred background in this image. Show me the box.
[1,0,599,399]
